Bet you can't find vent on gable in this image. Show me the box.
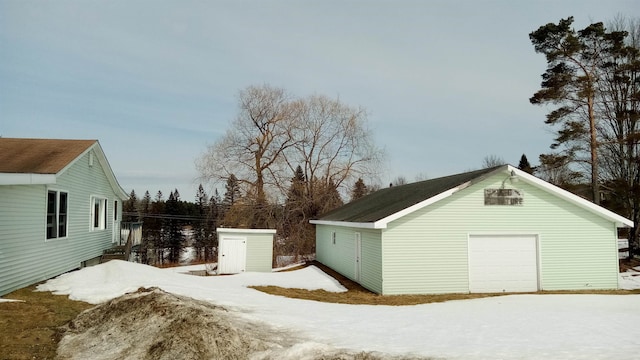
[484,188,523,205]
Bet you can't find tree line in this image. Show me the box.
[123,171,373,265]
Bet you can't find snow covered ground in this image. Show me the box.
[11,261,640,359]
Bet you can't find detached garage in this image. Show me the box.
[311,165,633,295]
[216,228,275,274]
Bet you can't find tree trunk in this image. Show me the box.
[589,96,600,205]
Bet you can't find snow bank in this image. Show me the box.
[38,261,640,359]
[619,268,640,290]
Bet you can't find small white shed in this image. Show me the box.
[216,228,276,274]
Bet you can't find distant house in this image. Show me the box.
[0,138,128,296]
[311,165,633,295]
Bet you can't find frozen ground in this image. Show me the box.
[11,261,640,359]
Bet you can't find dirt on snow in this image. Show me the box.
[56,287,422,360]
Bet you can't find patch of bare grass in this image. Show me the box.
[252,261,640,305]
[0,284,92,359]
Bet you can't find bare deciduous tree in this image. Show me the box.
[288,94,384,200]
[197,86,384,253]
[481,154,506,169]
[197,85,298,206]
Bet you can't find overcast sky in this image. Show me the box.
[1,0,638,201]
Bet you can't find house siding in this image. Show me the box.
[0,148,123,296]
[380,173,619,294]
[316,225,383,293]
[245,233,274,272]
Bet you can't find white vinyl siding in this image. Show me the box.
[0,148,124,296]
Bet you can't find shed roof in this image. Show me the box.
[311,165,633,229]
[0,138,96,174]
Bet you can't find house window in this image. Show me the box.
[46,190,68,239]
[114,200,118,221]
[91,196,108,230]
[332,231,336,245]
[484,188,524,205]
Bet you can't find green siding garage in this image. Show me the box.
[312,165,632,295]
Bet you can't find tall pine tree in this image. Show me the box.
[193,184,208,261]
[164,190,184,264]
[530,17,627,204]
[351,178,368,201]
[223,174,242,209]
[123,190,138,222]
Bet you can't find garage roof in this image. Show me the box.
[311,165,633,229]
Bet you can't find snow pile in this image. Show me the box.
[619,266,640,290]
[57,287,406,360]
[57,287,272,360]
[37,261,345,306]
[0,298,23,303]
[37,261,640,359]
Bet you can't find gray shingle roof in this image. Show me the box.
[318,166,503,223]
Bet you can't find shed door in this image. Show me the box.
[468,235,538,293]
[218,236,247,274]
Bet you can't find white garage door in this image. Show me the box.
[468,235,539,293]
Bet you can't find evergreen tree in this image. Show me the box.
[148,191,165,264]
[530,17,627,204]
[123,190,138,221]
[140,191,151,216]
[205,190,221,261]
[518,154,534,174]
[164,190,184,264]
[286,165,306,211]
[138,190,152,264]
[280,166,308,256]
[193,184,208,261]
[351,178,368,201]
[223,174,242,209]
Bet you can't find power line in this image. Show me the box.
[122,212,209,221]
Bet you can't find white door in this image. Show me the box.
[218,236,247,274]
[468,235,538,293]
[354,232,362,282]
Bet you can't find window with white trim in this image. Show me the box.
[46,190,68,239]
[91,196,108,230]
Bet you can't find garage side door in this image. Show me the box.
[468,235,538,293]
